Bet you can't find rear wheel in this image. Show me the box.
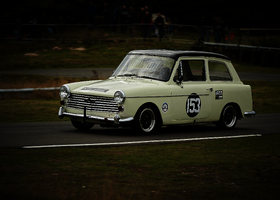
[135,107,159,134]
[71,119,94,131]
[217,105,237,128]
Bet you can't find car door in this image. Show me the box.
[170,58,214,124]
[207,60,234,115]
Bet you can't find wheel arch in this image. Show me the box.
[223,102,242,120]
[135,102,163,126]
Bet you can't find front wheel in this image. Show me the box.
[135,107,159,134]
[216,105,237,129]
[71,119,94,131]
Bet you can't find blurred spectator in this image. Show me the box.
[102,2,111,25]
[88,1,97,28]
[154,13,164,41]
[112,6,121,33]
[29,15,38,38]
[120,5,128,24]
[139,7,146,23]
[142,11,152,41]
[14,14,22,39]
[128,6,136,36]
[120,5,128,33]
[128,6,136,24]
[198,16,210,42]
[213,16,225,43]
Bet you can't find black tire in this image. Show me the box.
[71,119,94,131]
[217,105,237,129]
[135,107,159,134]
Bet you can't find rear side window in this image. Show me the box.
[209,61,232,81]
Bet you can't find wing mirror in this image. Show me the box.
[174,75,183,84]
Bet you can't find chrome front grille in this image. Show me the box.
[67,93,118,113]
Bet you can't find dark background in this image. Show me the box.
[1,0,278,28]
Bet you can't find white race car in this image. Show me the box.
[58,50,255,133]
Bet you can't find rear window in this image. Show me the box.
[209,61,232,81]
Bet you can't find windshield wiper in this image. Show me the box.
[137,75,152,79]
[118,73,138,77]
[116,74,160,81]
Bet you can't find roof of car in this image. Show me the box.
[128,49,230,60]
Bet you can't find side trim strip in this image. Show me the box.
[127,94,209,98]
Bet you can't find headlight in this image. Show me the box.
[114,90,125,104]
[59,85,70,98]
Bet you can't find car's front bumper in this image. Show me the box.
[58,107,134,125]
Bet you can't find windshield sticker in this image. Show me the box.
[186,94,201,117]
[215,90,223,99]
[81,87,109,93]
[162,102,169,113]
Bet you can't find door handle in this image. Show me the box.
[206,88,213,92]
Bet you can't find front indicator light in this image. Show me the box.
[118,105,124,112]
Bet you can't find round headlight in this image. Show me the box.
[114,90,125,104]
[59,85,70,98]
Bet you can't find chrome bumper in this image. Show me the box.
[58,107,134,124]
[244,111,256,117]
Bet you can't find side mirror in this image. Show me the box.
[174,75,183,84]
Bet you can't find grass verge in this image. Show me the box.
[0,100,66,122]
[244,81,280,114]
[0,41,192,70]
[0,74,91,89]
[1,134,280,200]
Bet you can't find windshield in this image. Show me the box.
[111,55,175,81]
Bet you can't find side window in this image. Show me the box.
[181,60,206,81]
[209,61,232,81]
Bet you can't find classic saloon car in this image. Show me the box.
[58,50,255,133]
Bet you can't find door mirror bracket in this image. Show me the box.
[174,61,184,87]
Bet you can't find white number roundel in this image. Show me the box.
[186,94,201,117]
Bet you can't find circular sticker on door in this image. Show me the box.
[186,94,201,117]
[162,102,169,113]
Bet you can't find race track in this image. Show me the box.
[1,113,279,148]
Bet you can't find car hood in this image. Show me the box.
[72,78,166,97]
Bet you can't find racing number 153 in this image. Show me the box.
[186,95,201,117]
[187,98,200,113]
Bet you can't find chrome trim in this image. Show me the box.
[127,94,209,98]
[62,111,134,123]
[67,93,119,113]
[120,116,134,122]
[114,114,121,124]
[58,107,65,119]
[59,85,70,98]
[244,111,256,117]
[114,90,126,104]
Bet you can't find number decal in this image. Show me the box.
[187,98,200,113]
[186,94,201,117]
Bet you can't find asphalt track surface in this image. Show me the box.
[1,113,279,148]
